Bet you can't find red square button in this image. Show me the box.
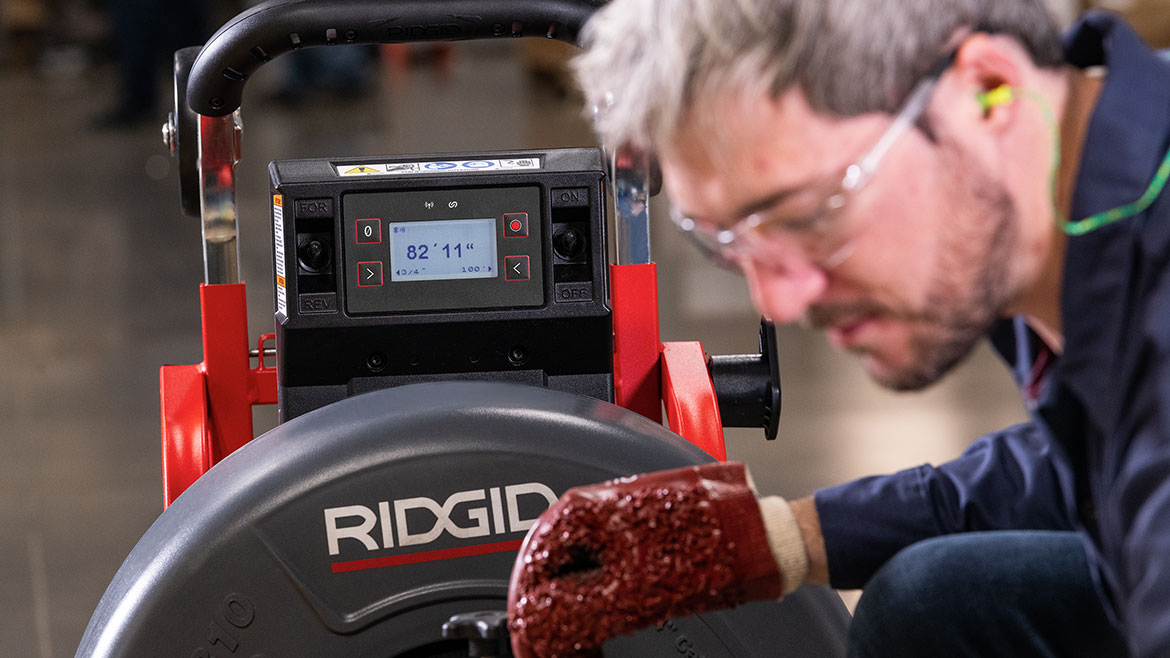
[356,218,382,244]
[503,213,528,238]
[504,255,530,281]
[356,261,383,286]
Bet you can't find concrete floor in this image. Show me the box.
[0,42,1029,656]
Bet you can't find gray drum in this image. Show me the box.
[76,382,849,657]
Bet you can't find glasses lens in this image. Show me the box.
[737,207,853,267]
[668,153,875,270]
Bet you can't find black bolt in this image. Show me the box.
[442,611,510,658]
[367,352,386,371]
[344,30,358,41]
[508,346,528,367]
[210,97,224,109]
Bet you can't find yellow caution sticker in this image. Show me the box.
[344,165,382,175]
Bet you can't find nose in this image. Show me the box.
[740,257,829,324]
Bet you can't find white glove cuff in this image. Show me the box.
[757,496,809,597]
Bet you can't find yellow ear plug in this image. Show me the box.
[977,84,1014,111]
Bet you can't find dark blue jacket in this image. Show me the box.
[815,14,1170,656]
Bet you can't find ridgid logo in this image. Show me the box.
[324,482,558,574]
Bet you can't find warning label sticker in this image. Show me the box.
[335,158,541,177]
[273,195,287,317]
[343,165,382,175]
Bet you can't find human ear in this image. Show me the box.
[951,33,1024,126]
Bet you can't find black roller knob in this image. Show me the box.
[298,239,331,273]
[552,226,586,261]
[709,320,782,440]
[442,611,512,658]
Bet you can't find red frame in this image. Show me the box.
[503,255,532,282]
[356,261,384,287]
[503,212,529,238]
[159,264,726,507]
[355,218,382,244]
[160,283,276,505]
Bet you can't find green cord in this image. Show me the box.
[1065,148,1170,236]
[1019,87,1170,236]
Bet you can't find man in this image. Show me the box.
[506,1,1170,656]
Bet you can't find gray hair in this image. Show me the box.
[573,0,1064,151]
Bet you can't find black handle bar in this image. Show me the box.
[188,0,605,116]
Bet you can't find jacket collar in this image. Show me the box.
[1044,13,1170,431]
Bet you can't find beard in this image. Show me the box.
[809,148,1018,391]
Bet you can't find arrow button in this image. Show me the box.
[356,261,383,287]
[504,255,530,282]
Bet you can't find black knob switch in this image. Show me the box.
[552,226,586,261]
[298,239,331,273]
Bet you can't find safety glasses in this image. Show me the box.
[670,51,956,272]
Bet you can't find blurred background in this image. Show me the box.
[1,0,1166,655]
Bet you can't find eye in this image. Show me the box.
[751,188,830,236]
[756,208,825,237]
[784,211,825,232]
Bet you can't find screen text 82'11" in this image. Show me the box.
[405,243,477,260]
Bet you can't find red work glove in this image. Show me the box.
[507,463,788,658]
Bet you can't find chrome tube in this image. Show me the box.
[197,111,243,285]
[611,146,652,266]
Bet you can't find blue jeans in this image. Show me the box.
[848,531,1128,657]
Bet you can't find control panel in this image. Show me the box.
[270,148,611,421]
[343,186,544,313]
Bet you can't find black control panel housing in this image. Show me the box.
[270,148,611,421]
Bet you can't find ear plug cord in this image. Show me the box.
[986,84,1170,236]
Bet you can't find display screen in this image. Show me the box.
[343,185,543,313]
[389,218,498,282]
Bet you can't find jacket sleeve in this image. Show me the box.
[1115,291,1170,658]
[813,422,1075,589]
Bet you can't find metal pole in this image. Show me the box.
[611,146,653,265]
[198,112,243,285]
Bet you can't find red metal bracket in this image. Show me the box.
[252,333,277,405]
[199,283,255,463]
[159,364,209,506]
[159,282,277,507]
[612,262,727,460]
[660,341,726,461]
[610,263,662,423]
